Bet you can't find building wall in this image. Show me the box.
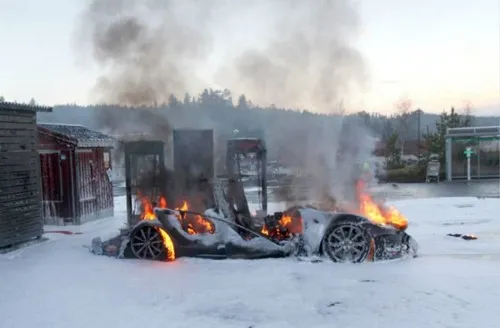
[75,147,113,224]
[39,149,76,224]
[0,108,43,247]
[37,130,114,225]
[38,131,76,224]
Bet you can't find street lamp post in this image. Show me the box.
[417,108,421,161]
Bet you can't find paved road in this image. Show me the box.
[369,180,500,200]
[113,179,500,202]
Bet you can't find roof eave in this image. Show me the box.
[38,126,78,146]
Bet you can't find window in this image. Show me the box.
[103,151,110,169]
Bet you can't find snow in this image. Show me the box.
[2,196,500,328]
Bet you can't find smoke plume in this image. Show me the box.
[216,0,367,113]
[78,0,214,106]
[213,0,373,206]
[76,0,376,206]
[75,0,217,141]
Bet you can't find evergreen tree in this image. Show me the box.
[423,107,472,164]
[385,132,402,169]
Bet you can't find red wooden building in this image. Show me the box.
[37,123,116,225]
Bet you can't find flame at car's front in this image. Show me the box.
[355,180,409,231]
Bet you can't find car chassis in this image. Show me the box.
[92,205,418,263]
[91,137,418,263]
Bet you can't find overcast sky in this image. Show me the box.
[0,0,499,115]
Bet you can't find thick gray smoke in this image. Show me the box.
[215,0,373,206]
[75,0,217,142]
[78,0,213,106]
[216,0,366,112]
[76,0,376,206]
[273,114,378,208]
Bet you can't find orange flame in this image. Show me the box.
[174,200,215,235]
[138,196,214,235]
[138,195,175,261]
[159,196,167,209]
[156,228,176,261]
[260,214,303,240]
[356,180,408,230]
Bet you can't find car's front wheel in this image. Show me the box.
[322,223,372,263]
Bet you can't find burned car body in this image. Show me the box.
[92,205,418,263]
[93,136,418,264]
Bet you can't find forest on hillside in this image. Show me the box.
[3,88,496,194]
[36,89,497,156]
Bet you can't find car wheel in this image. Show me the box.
[129,224,166,260]
[322,223,372,263]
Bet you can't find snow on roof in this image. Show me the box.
[0,101,52,112]
[38,123,116,148]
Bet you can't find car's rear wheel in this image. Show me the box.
[322,223,372,263]
[129,225,166,260]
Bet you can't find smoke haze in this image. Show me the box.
[216,0,367,113]
[75,0,376,206]
[78,0,214,106]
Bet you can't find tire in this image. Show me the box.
[321,222,372,263]
[129,224,167,261]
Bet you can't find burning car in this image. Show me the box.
[92,183,417,264]
[91,137,418,263]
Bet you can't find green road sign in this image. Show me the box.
[463,148,474,158]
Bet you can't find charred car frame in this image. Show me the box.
[91,135,418,263]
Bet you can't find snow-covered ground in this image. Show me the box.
[1,196,500,328]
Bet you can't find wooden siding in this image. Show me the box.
[40,151,76,222]
[93,148,113,220]
[76,149,97,220]
[0,109,43,248]
[75,148,113,224]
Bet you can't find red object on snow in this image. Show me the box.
[45,230,83,235]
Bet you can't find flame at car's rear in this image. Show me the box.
[356,180,408,231]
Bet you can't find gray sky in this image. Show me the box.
[0,0,499,114]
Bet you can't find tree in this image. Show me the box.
[29,97,36,106]
[395,97,413,157]
[380,119,395,143]
[461,102,474,127]
[183,93,191,106]
[423,106,472,164]
[167,94,180,107]
[0,96,4,102]
[385,132,402,169]
[236,94,248,110]
[356,110,371,128]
